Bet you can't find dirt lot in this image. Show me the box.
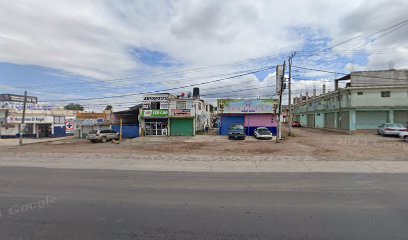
[1,127,408,161]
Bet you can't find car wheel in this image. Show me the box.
[90,140,96,143]
[101,137,107,143]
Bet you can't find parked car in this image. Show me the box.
[228,124,246,140]
[291,121,301,127]
[377,123,407,136]
[87,129,120,143]
[254,127,273,140]
[399,131,408,142]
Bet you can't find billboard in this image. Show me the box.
[0,94,38,104]
[276,65,284,95]
[217,99,278,114]
[141,109,168,117]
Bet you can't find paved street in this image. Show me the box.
[1,167,408,240]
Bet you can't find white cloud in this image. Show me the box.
[0,0,407,110]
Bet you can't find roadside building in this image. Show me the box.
[0,94,75,138]
[217,99,279,136]
[139,88,211,136]
[112,104,141,138]
[75,111,113,138]
[292,69,408,132]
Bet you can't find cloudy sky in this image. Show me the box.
[0,0,407,110]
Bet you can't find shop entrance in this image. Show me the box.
[37,124,52,138]
[145,119,168,136]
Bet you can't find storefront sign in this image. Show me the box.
[143,95,169,101]
[171,109,191,117]
[0,102,53,110]
[0,94,38,104]
[142,109,168,117]
[6,116,53,123]
[217,99,278,114]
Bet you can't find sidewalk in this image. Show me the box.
[1,153,408,173]
[0,137,72,146]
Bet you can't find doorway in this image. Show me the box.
[145,119,168,136]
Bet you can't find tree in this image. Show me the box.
[105,105,113,111]
[64,103,84,111]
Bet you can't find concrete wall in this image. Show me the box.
[351,88,408,107]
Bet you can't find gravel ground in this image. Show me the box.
[1,127,407,161]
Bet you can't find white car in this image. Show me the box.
[377,123,407,136]
[399,131,408,142]
[254,127,273,140]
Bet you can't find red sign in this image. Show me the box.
[171,109,191,117]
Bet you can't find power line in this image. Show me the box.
[44,65,276,103]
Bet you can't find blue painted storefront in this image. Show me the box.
[246,126,277,136]
[112,124,139,138]
[219,115,245,135]
[53,126,66,138]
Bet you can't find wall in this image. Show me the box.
[351,88,408,107]
[244,114,276,127]
[351,70,408,87]
[112,125,139,138]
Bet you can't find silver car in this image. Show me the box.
[254,127,273,140]
[377,123,407,136]
[87,129,120,143]
[399,131,408,142]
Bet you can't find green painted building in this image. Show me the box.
[292,70,408,132]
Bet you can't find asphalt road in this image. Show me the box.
[0,167,408,240]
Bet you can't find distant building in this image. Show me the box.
[0,94,76,138]
[292,69,408,131]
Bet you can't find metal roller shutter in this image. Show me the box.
[170,118,194,136]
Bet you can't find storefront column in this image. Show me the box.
[349,110,356,131]
[388,109,394,123]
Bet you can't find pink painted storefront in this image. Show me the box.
[218,99,279,136]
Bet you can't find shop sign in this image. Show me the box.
[171,109,191,117]
[6,116,53,123]
[142,109,168,117]
[160,102,169,109]
[143,95,169,101]
[217,99,278,114]
[0,94,38,104]
[0,102,53,111]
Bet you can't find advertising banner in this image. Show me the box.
[217,99,278,114]
[171,109,191,117]
[142,109,168,118]
[7,116,53,123]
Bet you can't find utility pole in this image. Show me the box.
[288,52,296,136]
[19,91,28,145]
[276,61,286,143]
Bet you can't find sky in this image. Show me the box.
[0,0,407,110]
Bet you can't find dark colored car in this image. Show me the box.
[228,124,246,140]
[291,121,301,127]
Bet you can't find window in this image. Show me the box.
[381,91,390,97]
[198,102,202,110]
[357,92,363,95]
[53,116,65,124]
[151,102,160,109]
[206,104,208,111]
[176,101,186,109]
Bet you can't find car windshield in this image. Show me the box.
[230,125,244,130]
[88,130,98,134]
[387,123,405,128]
[258,129,271,134]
